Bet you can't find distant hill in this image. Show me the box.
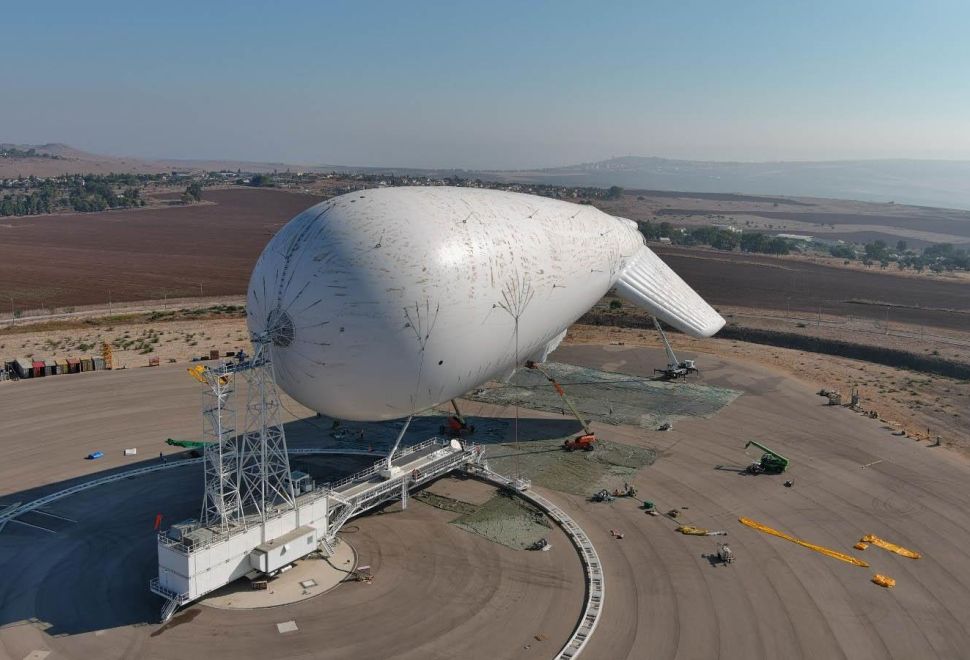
[6,144,970,211]
[482,156,970,211]
[0,143,170,177]
[0,143,331,179]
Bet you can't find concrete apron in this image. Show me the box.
[200,538,357,609]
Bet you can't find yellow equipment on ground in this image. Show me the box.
[739,517,869,567]
[676,525,727,536]
[872,574,896,588]
[677,526,708,535]
[860,534,921,559]
[101,342,113,370]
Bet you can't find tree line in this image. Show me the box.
[0,147,62,159]
[637,220,792,255]
[832,239,969,273]
[0,173,162,216]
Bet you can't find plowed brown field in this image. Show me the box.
[0,188,322,309]
[655,246,970,332]
[3,188,968,336]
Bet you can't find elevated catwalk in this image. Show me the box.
[151,437,482,621]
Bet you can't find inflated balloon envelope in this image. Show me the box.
[248,186,725,421]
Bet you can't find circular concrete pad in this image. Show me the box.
[7,352,970,659]
[201,539,356,610]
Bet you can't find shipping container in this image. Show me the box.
[209,349,220,360]
[66,358,81,374]
[56,359,70,374]
[93,356,105,370]
[32,360,46,377]
[80,357,93,372]
[44,359,58,376]
[15,358,32,378]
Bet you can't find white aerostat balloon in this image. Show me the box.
[247,186,724,421]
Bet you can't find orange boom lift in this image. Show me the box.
[525,361,597,451]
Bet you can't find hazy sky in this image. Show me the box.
[3,1,969,168]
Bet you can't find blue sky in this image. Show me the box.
[2,1,969,168]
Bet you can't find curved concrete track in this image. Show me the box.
[3,346,970,659]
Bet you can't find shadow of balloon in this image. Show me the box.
[280,412,583,452]
[0,441,382,637]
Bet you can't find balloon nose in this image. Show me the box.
[266,308,295,348]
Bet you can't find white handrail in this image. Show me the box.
[467,465,604,660]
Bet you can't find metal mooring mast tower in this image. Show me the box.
[237,338,295,520]
[193,336,294,529]
[153,328,484,623]
[196,363,243,530]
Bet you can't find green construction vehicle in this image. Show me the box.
[743,440,789,474]
[166,438,212,457]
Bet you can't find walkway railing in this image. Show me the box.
[467,464,604,660]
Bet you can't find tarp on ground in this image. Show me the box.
[466,361,741,429]
[861,534,921,559]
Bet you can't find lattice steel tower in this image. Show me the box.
[195,363,243,529]
[237,335,296,521]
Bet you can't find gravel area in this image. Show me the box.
[452,491,552,550]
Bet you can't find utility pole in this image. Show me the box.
[199,282,204,297]
[108,289,112,314]
[8,296,13,327]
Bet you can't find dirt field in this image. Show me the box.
[0,314,250,370]
[3,301,968,453]
[655,207,970,244]
[653,246,970,332]
[4,186,968,343]
[596,190,970,248]
[0,188,322,311]
[4,187,968,338]
[4,345,970,658]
